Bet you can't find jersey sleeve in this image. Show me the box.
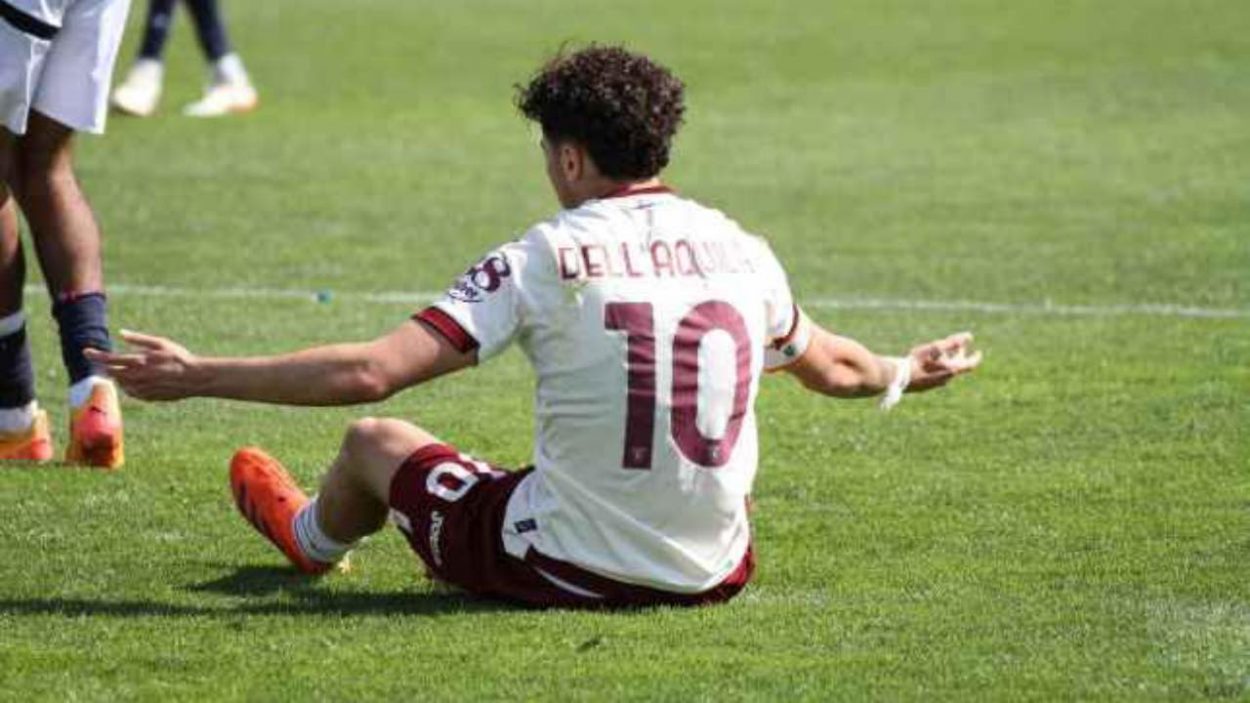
[752,238,813,371]
[414,233,548,363]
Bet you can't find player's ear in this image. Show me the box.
[559,141,591,182]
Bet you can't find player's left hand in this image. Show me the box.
[905,331,982,392]
[84,330,203,401]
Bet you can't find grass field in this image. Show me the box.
[2,0,1248,699]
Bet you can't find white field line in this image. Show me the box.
[22,284,1250,320]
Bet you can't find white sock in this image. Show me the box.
[69,375,110,409]
[131,58,164,82]
[0,311,24,337]
[0,401,37,433]
[292,496,355,564]
[213,53,250,86]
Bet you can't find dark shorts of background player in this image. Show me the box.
[388,443,754,609]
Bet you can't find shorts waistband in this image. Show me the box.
[0,0,58,41]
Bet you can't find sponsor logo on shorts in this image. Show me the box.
[429,510,445,567]
[514,518,537,534]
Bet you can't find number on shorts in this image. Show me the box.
[425,462,481,502]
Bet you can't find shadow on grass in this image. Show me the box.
[0,565,520,619]
[189,565,342,598]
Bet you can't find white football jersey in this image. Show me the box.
[421,187,809,593]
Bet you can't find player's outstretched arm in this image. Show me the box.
[783,322,981,403]
[84,320,474,406]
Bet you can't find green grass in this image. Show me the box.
[2,0,1248,700]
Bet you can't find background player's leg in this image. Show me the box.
[182,0,257,118]
[112,0,175,116]
[184,0,229,61]
[12,112,105,300]
[14,110,111,371]
[0,199,23,319]
[138,0,178,60]
[0,185,33,413]
[0,131,46,456]
[12,111,121,466]
[0,131,24,318]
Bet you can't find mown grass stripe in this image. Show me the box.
[23,284,1246,320]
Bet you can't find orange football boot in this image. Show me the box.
[0,409,54,462]
[229,447,334,575]
[66,381,124,469]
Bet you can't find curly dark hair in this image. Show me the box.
[515,45,685,180]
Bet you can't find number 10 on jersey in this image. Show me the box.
[605,300,752,471]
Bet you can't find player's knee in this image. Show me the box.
[336,416,435,500]
[340,416,438,476]
[341,416,423,460]
[341,416,387,460]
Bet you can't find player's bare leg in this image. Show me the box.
[318,417,438,541]
[0,130,22,316]
[13,111,105,296]
[231,417,438,573]
[0,130,52,462]
[11,111,122,468]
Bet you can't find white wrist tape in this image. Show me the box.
[878,356,911,411]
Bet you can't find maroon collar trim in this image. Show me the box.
[600,183,674,200]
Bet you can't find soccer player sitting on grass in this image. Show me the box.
[91,46,981,608]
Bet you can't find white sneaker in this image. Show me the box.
[111,60,164,117]
[183,81,258,118]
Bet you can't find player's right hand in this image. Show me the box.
[84,330,204,401]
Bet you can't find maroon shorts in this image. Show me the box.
[388,443,754,609]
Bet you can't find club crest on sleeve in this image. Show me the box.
[446,253,512,303]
